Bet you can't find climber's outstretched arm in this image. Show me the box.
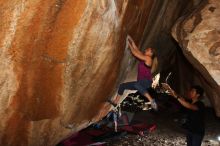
[127,36,150,63]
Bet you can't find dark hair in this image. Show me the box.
[191,85,204,97]
[146,47,156,58]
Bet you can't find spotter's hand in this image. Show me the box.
[161,83,177,98]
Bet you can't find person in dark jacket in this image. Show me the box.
[162,83,205,146]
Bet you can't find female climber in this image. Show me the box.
[111,36,158,110]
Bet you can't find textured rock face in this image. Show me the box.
[172,0,220,116]
[0,0,155,146]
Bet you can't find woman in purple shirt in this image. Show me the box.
[113,36,158,110]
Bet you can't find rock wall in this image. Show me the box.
[0,0,155,146]
[172,0,220,116]
[0,0,217,146]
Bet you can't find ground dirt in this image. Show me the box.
[106,108,220,146]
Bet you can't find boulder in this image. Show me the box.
[172,0,220,116]
[0,0,155,145]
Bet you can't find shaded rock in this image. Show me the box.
[172,0,220,116]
